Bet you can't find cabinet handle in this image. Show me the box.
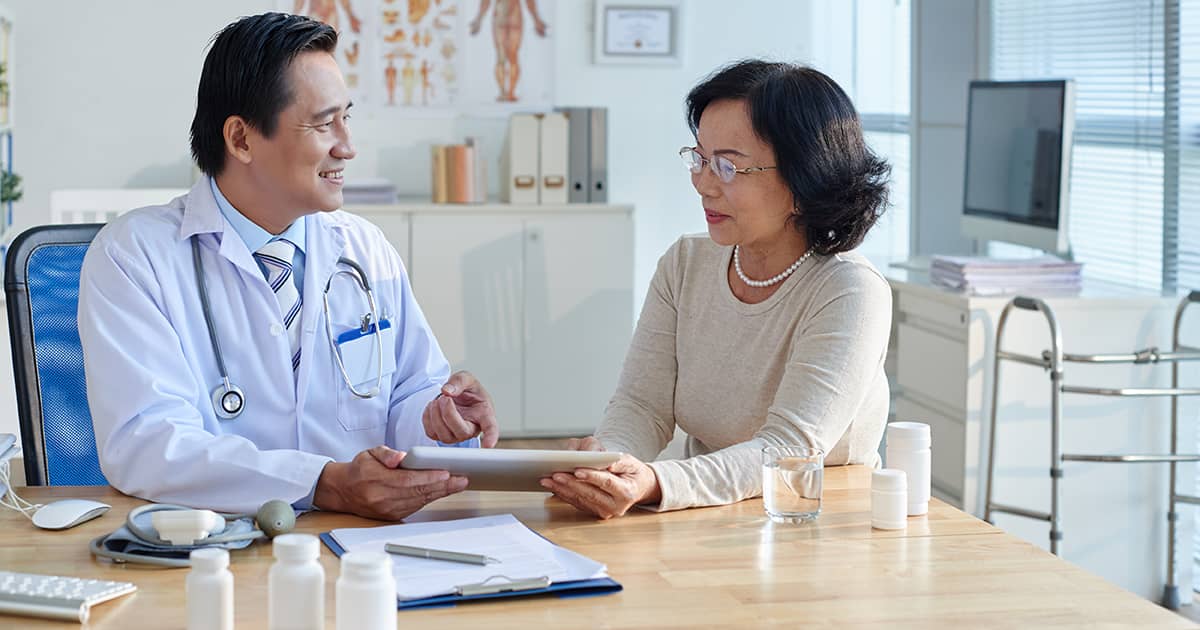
[528,231,540,242]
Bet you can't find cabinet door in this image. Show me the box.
[522,213,633,436]
[351,211,411,268]
[410,214,525,436]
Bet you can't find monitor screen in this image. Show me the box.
[963,81,1070,231]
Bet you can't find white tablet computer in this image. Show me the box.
[399,446,623,492]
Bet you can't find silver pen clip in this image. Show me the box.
[455,574,552,597]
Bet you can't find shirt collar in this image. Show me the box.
[209,177,307,255]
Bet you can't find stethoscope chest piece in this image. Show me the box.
[212,381,245,420]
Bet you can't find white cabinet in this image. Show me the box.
[522,215,633,434]
[350,209,410,265]
[411,214,525,434]
[346,202,634,437]
[887,270,1195,600]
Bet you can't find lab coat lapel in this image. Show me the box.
[295,212,347,413]
[177,177,263,279]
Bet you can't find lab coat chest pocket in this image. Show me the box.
[334,322,397,431]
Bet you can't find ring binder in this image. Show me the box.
[456,575,552,597]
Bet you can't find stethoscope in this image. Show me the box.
[190,236,386,420]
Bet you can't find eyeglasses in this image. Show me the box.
[679,146,777,184]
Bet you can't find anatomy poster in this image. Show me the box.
[285,0,554,115]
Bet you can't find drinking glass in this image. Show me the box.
[762,445,823,523]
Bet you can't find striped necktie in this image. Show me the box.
[254,238,302,372]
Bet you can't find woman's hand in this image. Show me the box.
[540,454,661,519]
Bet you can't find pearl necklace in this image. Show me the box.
[733,245,814,288]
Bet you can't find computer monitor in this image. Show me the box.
[961,79,1075,255]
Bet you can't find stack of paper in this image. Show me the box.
[328,514,610,604]
[930,255,1083,296]
[342,178,397,205]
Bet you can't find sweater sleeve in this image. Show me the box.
[593,241,683,462]
[647,261,892,511]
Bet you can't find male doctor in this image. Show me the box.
[78,12,496,520]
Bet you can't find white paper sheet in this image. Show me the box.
[331,514,606,601]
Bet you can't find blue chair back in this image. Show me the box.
[5,224,107,485]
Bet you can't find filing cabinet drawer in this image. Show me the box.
[896,322,967,412]
[897,292,969,337]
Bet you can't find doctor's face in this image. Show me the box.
[248,50,356,219]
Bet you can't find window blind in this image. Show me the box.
[853,0,910,262]
[991,0,1165,290]
[1176,0,1200,291]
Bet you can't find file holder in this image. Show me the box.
[456,575,552,597]
[982,291,1200,610]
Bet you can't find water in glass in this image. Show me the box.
[763,450,822,523]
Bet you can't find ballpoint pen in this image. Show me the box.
[384,543,500,566]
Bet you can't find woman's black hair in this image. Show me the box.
[190,12,338,177]
[686,60,890,255]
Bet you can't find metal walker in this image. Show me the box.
[983,292,1200,609]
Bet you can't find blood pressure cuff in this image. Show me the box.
[97,513,257,561]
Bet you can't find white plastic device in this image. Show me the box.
[31,499,111,530]
[151,509,226,545]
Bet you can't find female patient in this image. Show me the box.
[541,60,893,517]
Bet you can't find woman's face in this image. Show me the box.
[691,98,797,249]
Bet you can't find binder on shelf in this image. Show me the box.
[538,112,569,205]
[588,107,608,202]
[557,107,609,203]
[502,113,540,204]
[560,107,591,203]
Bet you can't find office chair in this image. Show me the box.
[5,224,107,485]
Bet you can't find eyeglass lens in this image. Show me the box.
[681,148,735,183]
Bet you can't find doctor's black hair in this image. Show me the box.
[685,60,890,255]
[190,12,338,177]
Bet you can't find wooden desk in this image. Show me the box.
[1,467,1188,628]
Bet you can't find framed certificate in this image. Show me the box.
[593,0,684,65]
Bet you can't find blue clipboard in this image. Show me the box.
[319,532,622,610]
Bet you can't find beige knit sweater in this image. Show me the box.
[595,234,892,511]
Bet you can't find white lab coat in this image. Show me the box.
[79,178,454,512]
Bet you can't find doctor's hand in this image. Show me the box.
[539,454,661,520]
[422,371,499,448]
[313,446,469,521]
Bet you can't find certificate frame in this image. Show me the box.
[593,0,684,65]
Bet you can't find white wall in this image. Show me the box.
[910,0,985,256]
[6,0,831,308]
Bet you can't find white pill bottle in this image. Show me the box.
[336,551,397,630]
[268,533,325,630]
[886,422,932,516]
